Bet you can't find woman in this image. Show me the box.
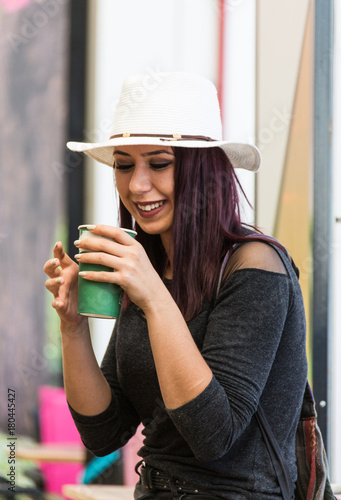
[44,73,307,499]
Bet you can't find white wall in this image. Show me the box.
[221,0,256,224]
[331,0,341,483]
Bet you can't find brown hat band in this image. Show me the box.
[109,133,216,142]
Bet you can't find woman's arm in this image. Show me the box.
[167,269,295,461]
[144,243,290,409]
[68,321,141,456]
[44,242,140,454]
[60,321,112,417]
[44,242,112,416]
[143,287,213,409]
[165,243,306,462]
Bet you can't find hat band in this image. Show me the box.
[109,133,216,142]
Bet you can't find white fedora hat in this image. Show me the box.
[67,72,261,172]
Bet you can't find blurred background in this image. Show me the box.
[0,0,340,496]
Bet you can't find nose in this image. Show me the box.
[128,163,152,195]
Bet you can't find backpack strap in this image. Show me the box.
[300,380,317,419]
[255,405,295,500]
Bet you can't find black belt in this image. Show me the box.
[138,461,201,496]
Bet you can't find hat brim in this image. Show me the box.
[67,137,261,172]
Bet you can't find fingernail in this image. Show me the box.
[87,225,96,231]
[55,277,63,284]
[79,271,87,277]
[54,242,59,249]
[74,254,81,260]
[74,239,81,246]
[51,259,57,266]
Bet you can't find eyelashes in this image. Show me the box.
[113,163,133,171]
[114,161,172,171]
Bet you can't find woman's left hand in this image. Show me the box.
[74,225,166,311]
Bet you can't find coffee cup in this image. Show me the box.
[77,226,137,319]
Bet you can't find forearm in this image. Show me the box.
[61,319,112,416]
[144,287,212,410]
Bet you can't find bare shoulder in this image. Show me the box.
[224,241,288,279]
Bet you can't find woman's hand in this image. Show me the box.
[44,241,86,330]
[74,225,167,312]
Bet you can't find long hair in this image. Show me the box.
[119,147,260,320]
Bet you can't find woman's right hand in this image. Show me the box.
[44,241,85,329]
[44,243,110,416]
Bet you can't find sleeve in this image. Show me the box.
[68,322,141,457]
[167,269,290,462]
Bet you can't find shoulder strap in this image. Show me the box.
[214,248,234,300]
[300,379,317,419]
[255,405,295,500]
[215,235,299,304]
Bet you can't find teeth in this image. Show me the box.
[137,201,164,212]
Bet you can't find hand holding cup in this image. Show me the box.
[75,225,136,319]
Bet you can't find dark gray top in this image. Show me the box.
[69,244,307,499]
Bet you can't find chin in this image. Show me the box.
[137,221,172,236]
[139,226,166,235]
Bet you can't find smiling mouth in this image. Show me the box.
[136,201,165,212]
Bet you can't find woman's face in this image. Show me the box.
[114,145,175,240]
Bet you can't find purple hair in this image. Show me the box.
[119,147,261,319]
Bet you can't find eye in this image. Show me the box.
[114,162,134,171]
[149,161,172,170]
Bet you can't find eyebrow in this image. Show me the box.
[113,149,174,157]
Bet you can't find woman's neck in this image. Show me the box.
[161,231,173,279]
[164,264,173,279]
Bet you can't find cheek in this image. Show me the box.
[159,172,175,199]
[168,181,175,202]
[115,173,129,198]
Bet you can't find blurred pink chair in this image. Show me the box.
[122,424,144,486]
[38,385,84,496]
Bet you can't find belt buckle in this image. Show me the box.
[140,461,155,490]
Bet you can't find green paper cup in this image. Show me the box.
[77,226,137,319]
